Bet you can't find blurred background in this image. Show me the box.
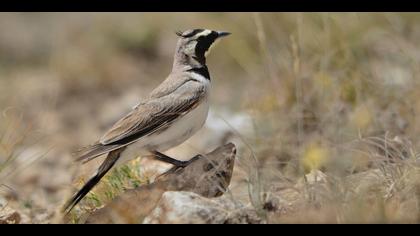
[1,13,420,223]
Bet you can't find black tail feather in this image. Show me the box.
[63,148,124,214]
[63,174,104,214]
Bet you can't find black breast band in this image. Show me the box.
[187,66,211,81]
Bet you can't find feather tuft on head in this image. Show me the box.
[175,30,184,37]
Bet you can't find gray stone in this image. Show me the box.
[143,191,262,224]
[0,197,21,224]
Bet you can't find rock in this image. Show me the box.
[0,196,6,206]
[83,143,238,224]
[305,170,328,184]
[161,142,237,197]
[0,208,21,224]
[0,197,21,224]
[261,188,301,216]
[83,181,167,224]
[295,169,329,189]
[143,191,262,224]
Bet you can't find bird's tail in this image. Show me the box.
[73,142,121,164]
[63,148,125,214]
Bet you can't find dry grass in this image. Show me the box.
[66,159,150,223]
[0,108,45,186]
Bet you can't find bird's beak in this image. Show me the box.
[217,31,231,38]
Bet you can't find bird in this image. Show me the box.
[63,28,231,213]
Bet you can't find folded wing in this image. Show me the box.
[75,80,206,163]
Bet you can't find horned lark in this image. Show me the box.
[63,29,231,213]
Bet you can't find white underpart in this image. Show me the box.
[117,73,211,165]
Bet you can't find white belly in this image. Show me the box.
[145,98,209,151]
[118,98,209,163]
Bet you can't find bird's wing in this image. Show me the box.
[131,75,198,110]
[99,79,206,145]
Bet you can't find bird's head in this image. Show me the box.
[173,28,231,68]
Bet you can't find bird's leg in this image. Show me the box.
[152,151,201,168]
[152,151,188,167]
